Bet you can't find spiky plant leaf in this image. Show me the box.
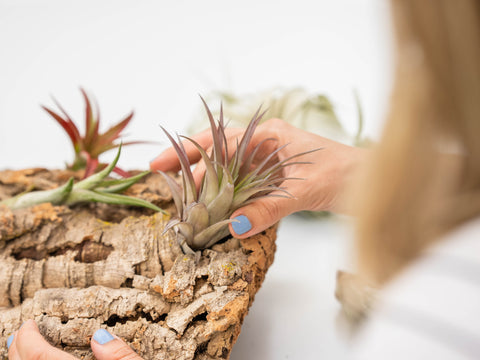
[0,146,167,214]
[43,88,150,178]
[160,98,318,253]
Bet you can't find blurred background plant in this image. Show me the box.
[188,87,372,147]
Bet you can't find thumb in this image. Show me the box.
[9,319,77,360]
[91,329,143,360]
[229,196,298,238]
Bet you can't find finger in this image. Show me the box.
[91,329,143,360]
[192,160,206,190]
[229,194,300,239]
[9,320,77,360]
[149,129,213,172]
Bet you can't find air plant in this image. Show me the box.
[0,145,166,213]
[42,89,146,178]
[189,88,372,220]
[159,99,317,254]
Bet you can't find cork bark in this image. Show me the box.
[0,170,277,359]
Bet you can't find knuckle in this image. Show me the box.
[261,118,288,139]
[258,200,280,223]
[264,118,284,128]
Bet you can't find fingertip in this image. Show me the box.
[149,156,160,171]
[229,211,262,239]
[93,329,115,345]
[149,149,179,172]
[91,329,141,360]
[230,196,296,238]
[149,154,166,171]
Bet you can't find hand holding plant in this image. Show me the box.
[151,113,365,240]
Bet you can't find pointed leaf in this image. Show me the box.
[42,106,82,151]
[206,167,234,224]
[173,222,194,250]
[158,170,184,215]
[184,202,209,235]
[230,106,266,177]
[237,137,277,182]
[200,96,224,171]
[100,111,134,146]
[65,188,167,213]
[0,177,74,210]
[160,127,197,204]
[181,135,219,204]
[81,89,98,148]
[232,185,292,209]
[75,145,122,189]
[96,171,149,193]
[191,219,234,249]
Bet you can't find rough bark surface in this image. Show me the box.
[0,170,277,359]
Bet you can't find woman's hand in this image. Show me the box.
[7,320,142,360]
[150,118,365,238]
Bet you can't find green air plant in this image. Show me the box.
[0,145,166,213]
[43,89,147,178]
[159,99,317,254]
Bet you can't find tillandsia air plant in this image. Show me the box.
[189,88,371,219]
[0,145,166,213]
[159,98,317,254]
[43,89,147,178]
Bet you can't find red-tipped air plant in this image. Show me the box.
[42,89,146,178]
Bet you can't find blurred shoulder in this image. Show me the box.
[351,217,480,360]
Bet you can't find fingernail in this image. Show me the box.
[93,329,115,345]
[7,334,13,349]
[232,215,252,235]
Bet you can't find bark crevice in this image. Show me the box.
[0,170,277,359]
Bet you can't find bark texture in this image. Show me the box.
[0,169,277,359]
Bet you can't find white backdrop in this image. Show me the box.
[0,1,393,359]
[0,0,392,170]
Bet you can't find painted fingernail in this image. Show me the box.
[93,329,115,345]
[7,334,14,349]
[232,215,252,235]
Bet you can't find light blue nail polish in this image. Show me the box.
[7,334,14,349]
[93,329,114,345]
[232,215,252,235]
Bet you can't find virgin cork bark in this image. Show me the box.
[0,169,277,359]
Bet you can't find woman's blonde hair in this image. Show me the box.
[355,0,480,285]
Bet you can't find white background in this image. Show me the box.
[0,1,393,358]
